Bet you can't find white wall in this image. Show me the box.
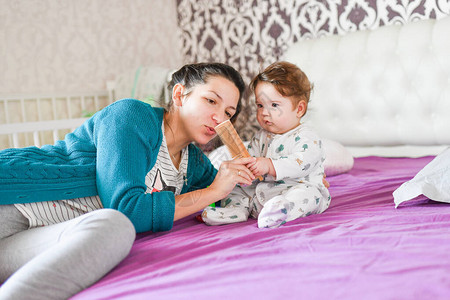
[0,0,182,94]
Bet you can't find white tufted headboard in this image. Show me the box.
[284,16,450,157]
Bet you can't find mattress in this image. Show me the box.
[72,156,450,299]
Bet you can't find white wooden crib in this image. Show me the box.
[0,66,172,150]
[0,92,111,149]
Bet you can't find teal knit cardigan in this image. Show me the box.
[0,99,217,233]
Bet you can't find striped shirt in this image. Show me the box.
[15,122,188,228]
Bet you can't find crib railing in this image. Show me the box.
[0,118,88,148]
[0,92,111,149]
[0,66,171,150]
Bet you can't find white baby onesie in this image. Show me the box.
[202,124,331,228]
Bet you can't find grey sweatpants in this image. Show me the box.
[0,205,136,300]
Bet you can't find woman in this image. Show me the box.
[0,63,254,299]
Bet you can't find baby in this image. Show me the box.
[202,61,331,228]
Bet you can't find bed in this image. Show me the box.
[2,16,450,300]
[69,155,449,299]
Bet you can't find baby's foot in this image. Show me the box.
[257,196,288,228]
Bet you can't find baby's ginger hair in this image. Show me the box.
[250,61,313,109]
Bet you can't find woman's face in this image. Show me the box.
[178,76,240,145]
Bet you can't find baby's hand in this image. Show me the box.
[247,157,272,177]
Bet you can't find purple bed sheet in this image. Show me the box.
[73,156,450,300]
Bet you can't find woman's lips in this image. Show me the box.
[205,126,216,135]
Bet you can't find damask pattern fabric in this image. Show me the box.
[176,0,450,140]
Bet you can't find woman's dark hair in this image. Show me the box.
[250,61,313,108]
[167,62,245,123]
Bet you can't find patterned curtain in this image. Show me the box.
[176,0,450,142]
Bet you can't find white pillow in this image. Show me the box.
[208,138,354,177]
[322,138,354,176]
[393,147,450,208]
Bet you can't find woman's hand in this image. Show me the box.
[173,157,255,221]
[208,157,255,199]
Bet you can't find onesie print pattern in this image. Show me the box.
[202,124,331,228]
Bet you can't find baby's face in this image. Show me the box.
[254,82,303,134]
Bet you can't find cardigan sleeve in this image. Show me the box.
[92,99,175,233]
